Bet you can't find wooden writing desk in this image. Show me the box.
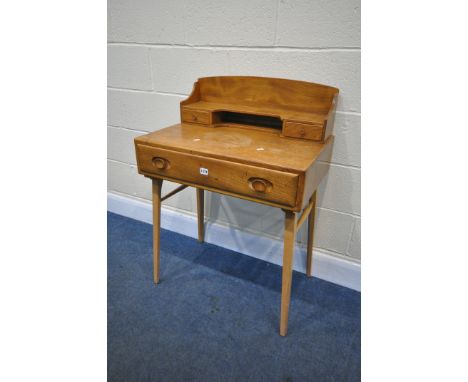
[134,76,338,336]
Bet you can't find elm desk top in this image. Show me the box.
[134,76,339,336]
[136,123,330,173]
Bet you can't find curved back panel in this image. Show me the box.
[198,76,338,113]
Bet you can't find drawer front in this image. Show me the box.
[181,108,210,124]
[283,121,323,141]
[137,145,299,207]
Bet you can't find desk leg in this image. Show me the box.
[280,210,297,336]
[306,191,317,278]
[152,178,163,284]
[196,188,205,243]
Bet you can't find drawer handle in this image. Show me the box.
[248,178,272,193]
[152,157,169,170]
[192,113,198,122]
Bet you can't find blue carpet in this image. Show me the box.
[108,212,360,381]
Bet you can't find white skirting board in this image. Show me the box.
[108,192,361,291]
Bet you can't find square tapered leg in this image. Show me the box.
[196,188,205,243]
[280,210,297,336]
[306,190,317,277]
[152,178,163,284]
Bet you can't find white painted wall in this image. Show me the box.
[107,0,361,262]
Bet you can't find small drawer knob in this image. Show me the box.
[192,114,198,121]
[252,179,267,192]
[152,157,168,170]
[248,178,272,193]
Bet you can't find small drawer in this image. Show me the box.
[136,144,299,207]
[283,121,324,141]
[181,108,210,124]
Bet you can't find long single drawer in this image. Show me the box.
[136,144,299,207]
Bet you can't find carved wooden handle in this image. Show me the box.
[152,157,168,169]
[248,178,272,193]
